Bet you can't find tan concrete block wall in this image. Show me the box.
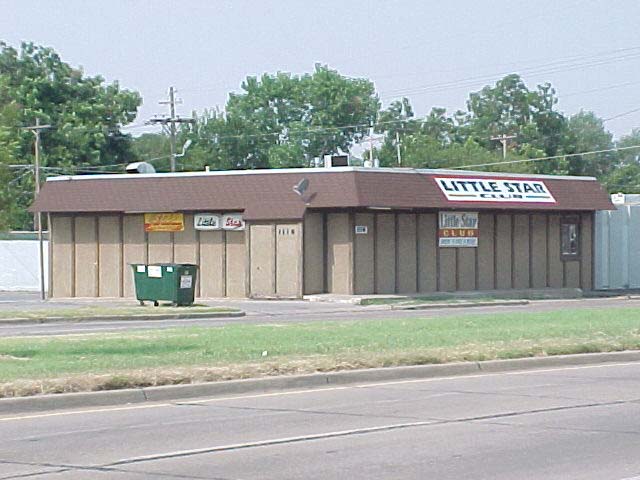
[417,213,437,293]
[530,214,547,288]
[98,216,122,297]
[303,213,324,295]
[49,210,597,299]
[354,213,374,294]
[122,215,146,298]
[174,214,198,264]
[397,214,417,293]
[250,224,275,297]
[327,213,352,294]
[148,232,172,264]
[375,213,396,294]
[50,215,74,298]
[199,230,225,297]
[438,248,457,291]
[495,214,513,289]
[476,213,495,290]
[174,214,199,295]
[580,213,593,289]
[512,214,530,289]
[547,215,563,288]
[225,231,246,297]
[276,223,302,297]
[457,248,476,291]
[565,261,580,288]
[74,216,98,297]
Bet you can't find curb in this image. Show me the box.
[391,299,529,310]
[2,350,639,415]
[0,310,245,325]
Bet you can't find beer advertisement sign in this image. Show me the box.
[222,213,245,231]
[144,213,185,232]
[194,213,221,231]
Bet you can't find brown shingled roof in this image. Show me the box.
[31,168,614,220]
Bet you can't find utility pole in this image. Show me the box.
[491,133,517,159]
[362,125,384,168]
[395,131,402,166]
[24,118,51,301]
[369,125,374,166]
[148,86,195,172]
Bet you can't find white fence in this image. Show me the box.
[0,240,49,292]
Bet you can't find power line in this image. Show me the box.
[378,47,640,99]
[603,107,640,123]
[561,80,640,99]
[451,144,640,170]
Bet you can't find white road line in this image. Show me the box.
[1,361,639,423]
[108,399,628,467]
[109,420,440,466]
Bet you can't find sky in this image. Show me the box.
[2,0,640,140]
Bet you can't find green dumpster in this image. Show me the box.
[131,263,199,306]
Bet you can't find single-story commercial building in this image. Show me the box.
[31,167,614,299]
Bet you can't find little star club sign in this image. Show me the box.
[435,177,556,203]
[439,212,478,247]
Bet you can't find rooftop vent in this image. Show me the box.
[125,162,156,174]
[323,154,349,168]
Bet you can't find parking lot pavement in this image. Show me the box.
[2,291,640,339]
[0,291,131,310]
[0,291,371,315]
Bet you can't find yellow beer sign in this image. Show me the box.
[144,213,184,232]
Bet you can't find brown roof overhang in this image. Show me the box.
[30,168,614,219]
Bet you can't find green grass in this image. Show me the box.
[362,295,499,306]
[0,305,239,320]
[360,290,584,306]
[1,306,640,396]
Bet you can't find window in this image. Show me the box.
[561,217,580,259]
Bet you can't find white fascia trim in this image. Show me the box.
[46,166,597,182]
[46,167,357,182]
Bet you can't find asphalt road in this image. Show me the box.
[1,295,640,337]
[2,361,640,479]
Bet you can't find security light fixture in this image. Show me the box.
[176,139,192,158]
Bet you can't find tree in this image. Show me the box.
[376,98,460,167]
[185,64,379,170]
[601,129,640,192]
[561,111,614,177]
[131,133,171,170]
[0,81,21,230]
[463,74,567,171]
[375,97,417,166]
[0,42,142,230]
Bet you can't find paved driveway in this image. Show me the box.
[1,291,640,337]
